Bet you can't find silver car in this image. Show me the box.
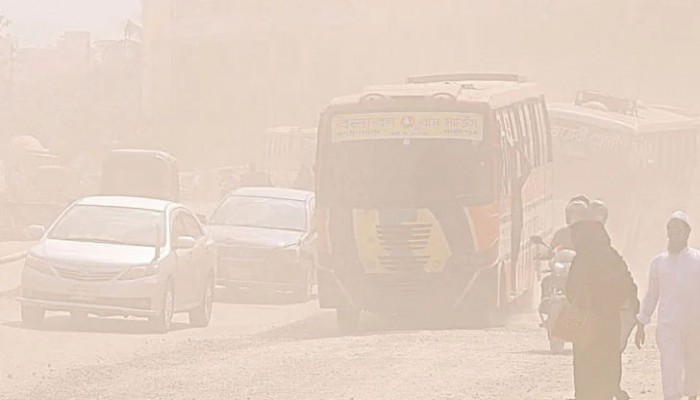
[17,196,216,332]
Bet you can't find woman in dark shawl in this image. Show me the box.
[566,220,638,400]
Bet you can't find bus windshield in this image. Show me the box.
[320,112,493,207]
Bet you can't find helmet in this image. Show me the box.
[589,200,608,224]
[566,200,589,224]
[569,195,590,206]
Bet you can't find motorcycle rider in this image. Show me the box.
[540,198,590,305]
[550,197,591,251]
[589,199,609,225]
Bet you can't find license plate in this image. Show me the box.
[70,285,98,301]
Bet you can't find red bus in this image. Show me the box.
[314,73,554,331]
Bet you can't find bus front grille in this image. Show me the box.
[376,223,432,271]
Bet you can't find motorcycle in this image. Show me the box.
[530,235,576,354]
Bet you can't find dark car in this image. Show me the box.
[208,187,316,301]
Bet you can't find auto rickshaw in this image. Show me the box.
[100,149,180,202]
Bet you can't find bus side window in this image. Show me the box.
[273,136,280,159]
[524,102,541,167]
[276,136,283,159]
[651,136,662,175]
[535,101,548,166]
[495,110,511,197]
[286,136,293,158]
[516,104,534,166]
[669,135,678,181]
[657,136,665,175]
[267,136,275,159]
[533,100,552,163]
[506,108,524,178]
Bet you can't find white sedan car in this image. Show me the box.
[17,196,216,332]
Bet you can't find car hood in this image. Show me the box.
[208,225,305,249]
[30,239,159,266]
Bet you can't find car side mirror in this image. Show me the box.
[27,225,46,240]
[196,213,208,225]
[175,236,196,250]
[530,235,546,246]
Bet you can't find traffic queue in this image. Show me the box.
[12,74,700,342]
[16,148,315,332]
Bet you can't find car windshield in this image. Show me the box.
[48,205,165,247]
[210,196,307,232]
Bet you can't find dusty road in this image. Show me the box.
[0,199,678,400]
[0,290,319,400]
[0,290,665,400]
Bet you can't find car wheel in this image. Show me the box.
[21,305,45,327]
[189,278,214,327]
[149,282,174,333]
[337,307,360,334]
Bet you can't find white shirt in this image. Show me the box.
[637,247,700,328]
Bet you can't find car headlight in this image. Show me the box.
[118,264,158,281]
[25,255,55,276]
[269,246,300,265]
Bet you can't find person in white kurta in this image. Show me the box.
[636,211,700,400]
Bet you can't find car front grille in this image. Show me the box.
[217,245,303,283]
[218,245,269,261]
[53,265,127,282]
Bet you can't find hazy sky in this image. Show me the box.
[0,0,141,47]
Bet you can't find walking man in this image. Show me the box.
[636,211,700,400]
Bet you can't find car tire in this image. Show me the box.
[21,305,45,327]
[149,282,174,333]
[189,277,214,327]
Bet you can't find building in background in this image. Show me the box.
[142,0,700,167]
[2,27,142,171]
[141,0,385,167]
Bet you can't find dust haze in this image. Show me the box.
[1,1,699,399]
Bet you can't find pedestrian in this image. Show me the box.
[565,220,639,400]
[635,211,700,400]
[587,199,638,400]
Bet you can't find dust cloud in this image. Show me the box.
[1,1,699,399]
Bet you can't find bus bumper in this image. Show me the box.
[317,262,501,315]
